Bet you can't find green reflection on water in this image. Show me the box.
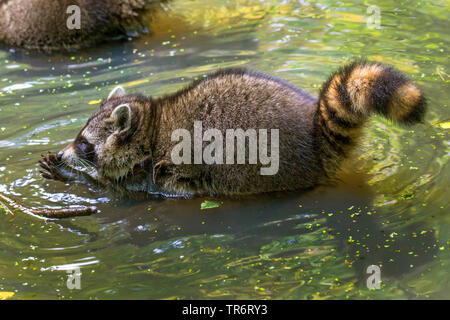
[0,0,448,299]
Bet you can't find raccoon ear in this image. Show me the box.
[107,85,126,100]
[112,104,131,131]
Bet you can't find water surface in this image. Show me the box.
[0,0,449,299]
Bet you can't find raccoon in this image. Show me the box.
[0,0,166,51]
[40,61,426,197]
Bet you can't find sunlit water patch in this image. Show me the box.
[0,0,448,299]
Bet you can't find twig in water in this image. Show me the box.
[0,200,14,215]
[436,67,449,82]
[0,192,99,219]
[426,117,450,130]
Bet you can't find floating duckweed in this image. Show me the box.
[200,200,221,210]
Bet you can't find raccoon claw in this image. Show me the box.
[39,153,68,182]
[40,171,53,180]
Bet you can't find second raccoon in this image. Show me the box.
[40,61,426,197]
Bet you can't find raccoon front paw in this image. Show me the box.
[39,152,69,182]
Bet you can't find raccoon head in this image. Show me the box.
[57,86,153,182]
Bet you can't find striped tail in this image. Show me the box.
[314,61,426,177]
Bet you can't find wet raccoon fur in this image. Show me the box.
[0,0,167,51]
[40,61,426,197]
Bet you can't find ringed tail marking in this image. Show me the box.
[315,61,427,176]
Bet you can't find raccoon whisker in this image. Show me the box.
[78,160,99,181]
[55,162,65,168]
[80,158,95,166]
[68,159,83,172]
[55,160,71,170]
[60,163,77,187]
[68,160,79,179]
[79,159,94,170]
[72,158,92,174]
[82,162,98,177]
[67,158,86,180]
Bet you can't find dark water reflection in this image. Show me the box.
[0,0,448,299]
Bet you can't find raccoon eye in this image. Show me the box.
[79,142,88,153]
[75,138,94,159]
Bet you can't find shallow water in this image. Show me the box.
[0,0,449,299]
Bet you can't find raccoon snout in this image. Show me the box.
[58,143,75,162]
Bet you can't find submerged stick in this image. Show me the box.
[0,199,14,215]
[0,192,99,219]
[426,117,450,130]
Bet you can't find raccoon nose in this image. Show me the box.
[56,151,64,160]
